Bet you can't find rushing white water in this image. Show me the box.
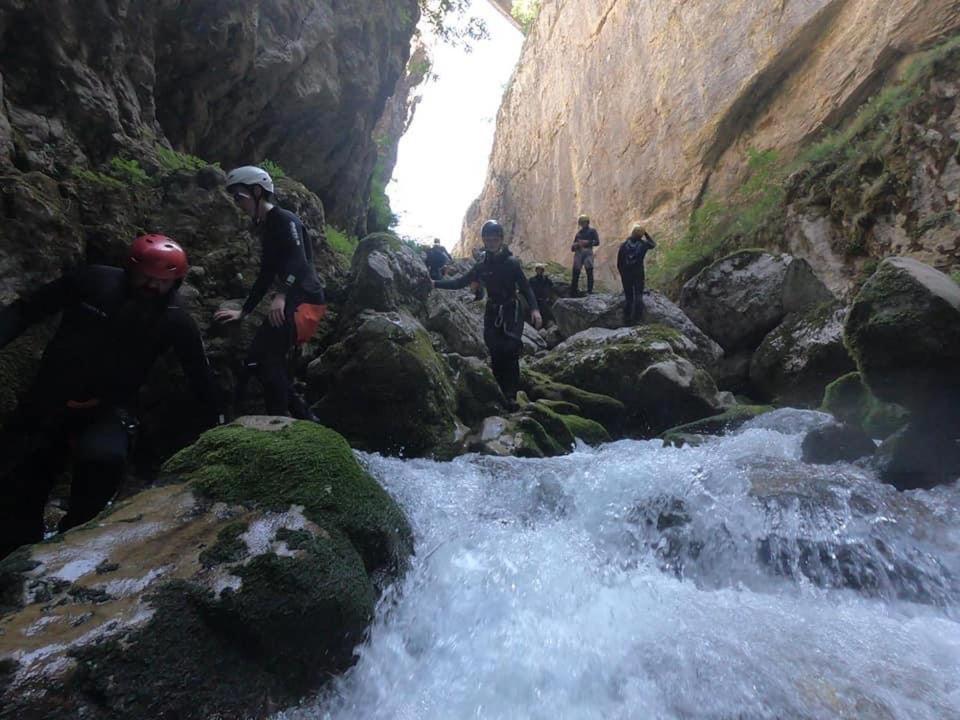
[281,410,960,720]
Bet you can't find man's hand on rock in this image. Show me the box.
[532,310,543,330]
[214,308,242,324]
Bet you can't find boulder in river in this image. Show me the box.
[530,325,724,436]
[749,302,855,406]
[0,418,413,720]
[307,310,460,457]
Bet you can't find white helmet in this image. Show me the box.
[225,165,274,194]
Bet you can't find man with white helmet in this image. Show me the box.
[214,166,326,419]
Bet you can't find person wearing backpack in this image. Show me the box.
[617,224,656,325]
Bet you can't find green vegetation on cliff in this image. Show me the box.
[649,33,960,291]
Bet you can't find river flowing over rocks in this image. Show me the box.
[278,409,960,720]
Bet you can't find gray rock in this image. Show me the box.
[801,423,876,464]
[782,257,836,313]
[344,234,432,318]
[844,257,960,414]
[750,302,855,406]
[680,250,793,352]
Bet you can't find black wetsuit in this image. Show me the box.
[0,265,218,557]
[238,206,325,416]
[571,226,600,295]
[435,248,538,401]
[529,273,555,325]
[617,235,656,323]
[425,245,452,281]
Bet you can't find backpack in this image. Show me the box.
[622,239,646,268]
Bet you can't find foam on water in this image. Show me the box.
[280,410,960,720]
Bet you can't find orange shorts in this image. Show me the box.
[293,303,327,345]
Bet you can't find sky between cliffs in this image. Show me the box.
[388,2,523,252]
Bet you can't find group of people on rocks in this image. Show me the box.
[0,159,655,558]
[430,215,656,410]
[0,165,324,558]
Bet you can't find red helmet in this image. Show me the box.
[127,234,189,280]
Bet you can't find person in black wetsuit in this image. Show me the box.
[425,239,452,281]
[528,263,556,327]
[214,166,326,419]
[617,223,657,325]
[433,220,542,410]
[571,214,600,296]
[0,235,221,558]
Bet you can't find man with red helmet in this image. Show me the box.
[0,235,220,558]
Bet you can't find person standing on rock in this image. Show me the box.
[433,220,542,410]
[570,214,600,296]
[0,235,222,559]
[617,223,656,325]
[214,166,326,420]
[425,238,452,281]
[529,263,556,327]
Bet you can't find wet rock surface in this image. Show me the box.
[0,418,413,720]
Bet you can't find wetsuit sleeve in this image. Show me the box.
[591,229,600,247]
[515,262,539,313]
[434,264,478,290]
[617,243,626,274]
[169,311,222,424]
[644,234,657,249]
[0,273,79,349]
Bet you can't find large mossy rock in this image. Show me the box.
[307,310,460,457]
[530,324,723,436]
[551,291,723,373]
[844,257,960,412]
[660,405,775,447]
[820,372,908,439]
[0,418,413,720]
[749,302,856,406]
[447,353,507,425]
[521,369,626,433]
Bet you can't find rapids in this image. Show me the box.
[280,410,960,719]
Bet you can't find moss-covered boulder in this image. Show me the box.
[448,353,507,425]
[875,419,960,491]
[550,291,723,374]
[0,418,413,720]
[521,369,625,434]
[820,372,908,439]
[749,302,856,406]
[844,257,960,413]
[800,422,876,465]
[530,325,723,436]
[307,310,459,457]
[660,405,774,447]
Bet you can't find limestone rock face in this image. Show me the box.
[0,0,419,233]
[462,0,960,282]
[0,419,413,720]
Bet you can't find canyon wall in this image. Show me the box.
[462,0,960,288]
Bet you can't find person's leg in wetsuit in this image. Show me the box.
[621,271,635,325]
[60,408,130,532]
[484,302,524,408]
[571,251,584,297]
[584,252,595,295]
[238,316,294,416]
[0,423,67,557]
